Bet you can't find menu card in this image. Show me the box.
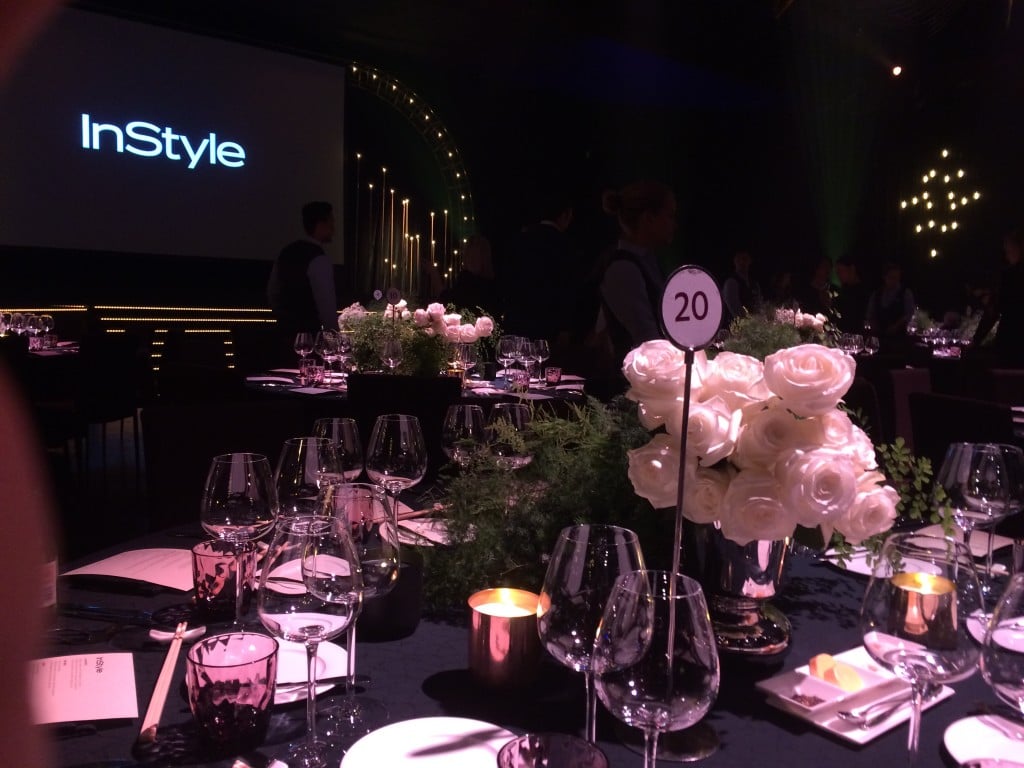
[64,548,193,591]
[30,653,138,723]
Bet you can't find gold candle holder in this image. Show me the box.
[889,572,958,649]
[468,587,540,689]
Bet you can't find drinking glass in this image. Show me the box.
[200,453,279,626]
[537,524,645,743]
[859,531,983,764]
[534,338,550,372]
[314,330,340,382]
[319,481,400,737]
[313,417,364,481]
[497,335,521,376]
[365,414,427,511]
[39,314,55,334]
[0,312,11,337]
[25,313,43,337]
[441,404,486,469]
[379,337,402,373]
[10,312,26,335]
[515,339,537,379]
[982,445,1024,599]
[257,515,362,768]
[294,331,314,363]
[937,442,1011,599]
[593,571,720,768]
[275,437,342,517]
[488,402,533,471]
[980,572,1024,720]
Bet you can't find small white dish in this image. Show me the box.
[945,715,1024,764]
[398,519,453,546]
[273,638,347,705]
[341,716,516,767]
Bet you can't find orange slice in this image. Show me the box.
[824,660,864,692]
[808,653,836,679]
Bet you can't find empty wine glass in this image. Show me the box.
[257,515,362,767]
[859,532,983,765]
[379,337,403,373]
[39,314,55,335]
[313,417,364,481]
[537,524,645,743]
[534,338,550,373]
[441,404,487,469]
[200,453,279,626]
[593,571,720,768]
[488,402,533,471]
[275,437,342,517]
[982,445,1024,601]
[515,339,537,379]
[314,330,340,383]
[980,572,1024,721]
[497,335,521,377]
[294,332,315,364]
[365,414,427,513]
[10,312,26,335]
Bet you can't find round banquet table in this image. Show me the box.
[45,526,1011,768]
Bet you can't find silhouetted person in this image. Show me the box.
[834,255,870,333]
[796,257,833,316]
[972,227,1024,366]
[866,262,915,348]
[722,248,762,323]
[442,234,499,314]
[267,201,338,339]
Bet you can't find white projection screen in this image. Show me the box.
[0,7,346,263]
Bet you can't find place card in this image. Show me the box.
[30,652,138,724]
[64,548,192,591]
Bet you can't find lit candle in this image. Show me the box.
[890,572,957,644]
[468,588,541,689]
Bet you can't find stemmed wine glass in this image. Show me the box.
[257,515,362,768]
[319,481,400,740]
[441,404,487,469]
[380,337,402,373]
[294,332,314,365]
[980,572,1024,723]
[488,402,533,471]
[200,453,279,626]
[937,442,1011,600]
[497,335,521,377]
[859,531,983,765]
[515,338,537,380]
[39,313,55,335]
[534,338,550,375]
[365,414,427,514]
[537,524,645,743]
[593,571,720,768]
[982,445,1024,600]
[275,437,342,517]
[314,330,340,383]
[313,417,364,481]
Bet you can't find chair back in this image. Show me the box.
[908,391,1018,470]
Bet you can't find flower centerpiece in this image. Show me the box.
[341,300,495,377]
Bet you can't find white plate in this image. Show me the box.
[918,524,1013,559]
[398,519,452,546]
[822,549,874,576]
[274,639,347,705]
[945,715,1024,763]
[341,716,516,767]
[757,646,955,745]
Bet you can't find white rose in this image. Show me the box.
[670,395,740,466]
[474,316,494,337]
[627,433,680,510]
[427,302,446,318]
[733,402,820,471]
[443,313,462,327]
[401,309,411,321]
[795,311,826,331]
[444,324,461,342]
[762,344,855,417]
[832,474,899,545]
[719,468,799,545]
[458,323,479,342]
[682,461,732,524]
[775,308,796,325]
[636,396,683,432]
[413,308,430,327]
[623,340,706,403]
[846,424,878,470]
[698,351,770,411]
[776,448,859,528]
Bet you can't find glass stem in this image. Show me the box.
[584,670,598,743]
[983,522,997,597]
[906,681,924,765]
[345,622,357,699]
[233,547,245,627]
[643,727,660,768]
[306,641,321,745]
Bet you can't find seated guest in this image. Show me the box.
[722,248,763,323]
[972,226,1024,366]
[866,261,915,348]
[834,254,870,333]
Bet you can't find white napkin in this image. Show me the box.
[917,523,1013,559]
[292,386,335,395]
[247,376,294,384]
[64,548,192,591]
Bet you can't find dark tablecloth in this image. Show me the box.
[47,529,1005,768]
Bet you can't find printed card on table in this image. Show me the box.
[30,653,138,724]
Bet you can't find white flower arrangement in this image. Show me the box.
[623,339,900,547]
[411,301,495,343]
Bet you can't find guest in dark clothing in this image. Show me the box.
[442,234,499,315]
[834,255,870,333]
[972,227,1024,366]
[597,179,677,367]
[796,257,833,317]
[722,249,762,323]
[866,262,915,347]
[267,201,338,338]
[500,192,575,346]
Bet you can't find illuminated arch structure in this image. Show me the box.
[347,62,476,297]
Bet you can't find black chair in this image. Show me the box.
[842,376,884,444]
[346,373,462,484]
[889,367,931,451]
[908,391,1019,470]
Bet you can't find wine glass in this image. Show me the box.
[537,524,645,743]
[515,339,537,380]
[257,514,362,767]
[314,330,339,383]
[441,404,486,469]
[859,531,983,764]
[200,453,279,626]
[25,313,43,338]
[488,402,533,471]
[534,338,550,374]
[593,571,720,768]
[981,445,1024,601]
[10,312,26,336]
[275,437,342,517]
[39,313,55,335]
[319,481,400,739]
[379,337,402,373]
[365,413,427,513]
[497,335,521,376]
[937,442,1011,600]
[313,417,364,481]
[294,331,314,364]
[980,572,1024,722]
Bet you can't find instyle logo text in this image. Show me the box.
[80,113,246,169]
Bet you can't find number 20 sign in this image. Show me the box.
[659,265,723,350]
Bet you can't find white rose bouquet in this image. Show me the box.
[623,339,900,547]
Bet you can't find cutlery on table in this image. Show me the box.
[136,621,187,745]
[834,684,940,729]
